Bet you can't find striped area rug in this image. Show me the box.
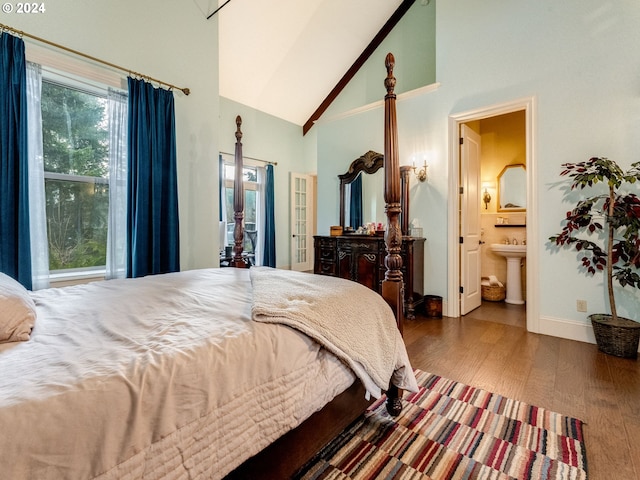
[295,370,587,480]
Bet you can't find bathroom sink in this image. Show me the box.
[490,243,526,258]
[490,244,526,304]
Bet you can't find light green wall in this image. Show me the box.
[10,0,220,271]
[317,110,383,232]
[316,0,640,334]
[323,1,436,118]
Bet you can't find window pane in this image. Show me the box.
[225,186,234,245]
[224,165,234,181]
[244,166,257,183]
[221,160,260,256]
[245,190,256,228]
[223,184,259,254]
[42,82,109,177]
[244,189,257,253]
[42,80,109,271]
[224,164,257,184]
[45,178,109,270]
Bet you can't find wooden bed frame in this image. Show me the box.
[226,53,404,479]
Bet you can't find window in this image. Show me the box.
[41,75,112,273]
[223,162,259,255]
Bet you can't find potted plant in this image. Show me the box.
[549,157,640,358]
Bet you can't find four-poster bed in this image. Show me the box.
[0,54,412,480]
[227,52,407,477]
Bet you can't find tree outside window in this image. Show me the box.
[41,80,110,271]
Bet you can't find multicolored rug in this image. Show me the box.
[295,370,588,480]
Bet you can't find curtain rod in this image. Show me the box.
[220,151,277,166]
[0,22,190,96]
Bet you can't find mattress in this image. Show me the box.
[0,268,355,479]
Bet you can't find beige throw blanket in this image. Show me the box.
[250,267,418,398]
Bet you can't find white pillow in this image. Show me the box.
[0,273,36,343]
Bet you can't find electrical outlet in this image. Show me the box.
[577,300,587,313]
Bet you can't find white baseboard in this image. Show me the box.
[434,303,639,354]
[539,315,640,353]
[538,315,597,345]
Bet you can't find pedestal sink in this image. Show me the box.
[490,244,526,304]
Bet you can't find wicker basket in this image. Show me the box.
[589,314,640,359]
[481,277,505,301]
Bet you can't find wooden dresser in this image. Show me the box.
[313,235,425,319]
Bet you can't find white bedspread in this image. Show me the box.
[0,269,357,480]
[250,267,418,398]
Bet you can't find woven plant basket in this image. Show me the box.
[589,314,640,359]
[481,278,505,302]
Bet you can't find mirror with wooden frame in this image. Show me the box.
[339,151,411,234]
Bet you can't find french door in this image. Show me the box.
[290,172,315,271]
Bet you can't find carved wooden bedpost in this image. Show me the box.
[232,115,249,268]
[383,53,404,416]
[382,53,404,332]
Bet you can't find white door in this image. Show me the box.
[290,172,314,271]
[460,124,482,314]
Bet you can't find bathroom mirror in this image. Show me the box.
[497,163,526,212]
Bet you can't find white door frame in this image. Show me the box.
[446,96,540,333]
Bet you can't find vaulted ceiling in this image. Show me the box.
[215,0,407,127]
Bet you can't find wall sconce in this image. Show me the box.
[482,182,493,209]
[412,160,428,182]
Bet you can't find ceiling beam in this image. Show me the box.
[207,0,232,20]
[302,0,416,135]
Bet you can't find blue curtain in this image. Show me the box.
[349,174,363,228]
[263,164,276,267]
[126,78,179,278]
[0,34,32,289]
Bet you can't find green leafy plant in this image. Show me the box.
[549,157,640,322]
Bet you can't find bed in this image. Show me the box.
[0,53,411,480]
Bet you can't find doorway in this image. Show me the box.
[446,97,540,333]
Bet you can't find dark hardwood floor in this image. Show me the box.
[403,301,640,480]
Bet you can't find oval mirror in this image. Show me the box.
[497,164,526,212]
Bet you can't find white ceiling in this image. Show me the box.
[215,0,405,127]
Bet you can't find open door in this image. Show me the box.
[460,124,482,314]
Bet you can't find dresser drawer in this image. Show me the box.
[317,247,335,261]
[316,237,336,249]
[337,238,379,254]
[316,260,336,276]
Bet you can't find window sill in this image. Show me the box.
[49,269,106,288]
